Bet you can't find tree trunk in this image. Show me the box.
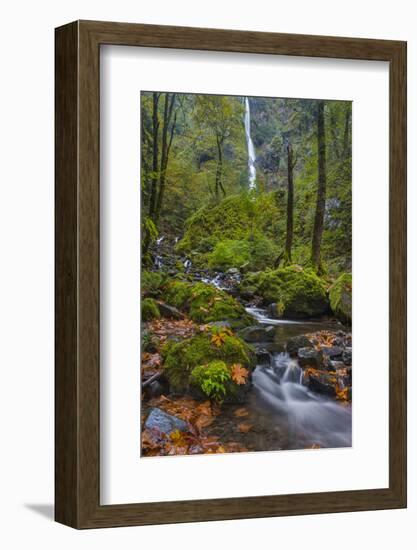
[148,92,160,219]
[343,106,351,159]
[215,136,225,200]
[285,143,294,263]
[155,93,176,224]
[311,100,327,272]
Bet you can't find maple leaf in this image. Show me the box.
[234,407,249,418]
[230,363,249,385]
[237,423,253,433]
[211,332,226,347]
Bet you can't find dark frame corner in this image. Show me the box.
[55,20,407,529]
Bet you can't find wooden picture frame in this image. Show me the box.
[55,20,407,528]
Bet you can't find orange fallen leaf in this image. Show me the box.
[234,407,249,418]
[238,423,253,433]
[231,364,249,385]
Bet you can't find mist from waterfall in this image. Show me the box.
[244,97,256,189]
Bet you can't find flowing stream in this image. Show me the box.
[244,97,257,189]
[240,308,352,451]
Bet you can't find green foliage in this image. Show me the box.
[241,265,328,318]
[141,298,160,321]
[162,330,254,392]
[190,360,231,401]
[176,192,281,256]
[208,240,251,270]
[329,272,352,324]
[141,271,166,297]
[207,235,279,271]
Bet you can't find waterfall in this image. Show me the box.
[244,97,256,189]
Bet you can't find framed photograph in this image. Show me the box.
[55,20,407,528]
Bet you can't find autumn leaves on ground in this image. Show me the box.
[140,92,352,457]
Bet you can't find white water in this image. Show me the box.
[244,97,257,189]
[252,352,352,449]
[246,308,352,449]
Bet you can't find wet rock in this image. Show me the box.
[147,380,165,398]
[322,346,343,360]
[342,347,352,366]
[267,303,282,318]
[157,302,183,319]
[239,325,276,343]
[227,267,239,275]
[307,372,337,397]
[255,349,271,366]
[297,347,324,368]
[286,335,314,357]
[144,408,188,435]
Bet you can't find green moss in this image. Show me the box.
[163,330,255,392]
[206,235,279,271]
[241,265,328,318]
[208,240,251,270]
[190,360,231,401]
[163,280,252,328]
[141,271,166,297]
[141,298,160,321]
[329,272,352,324]
[176,192,281,255]
[164,280,193,309]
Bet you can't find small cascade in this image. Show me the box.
[183,259,192,271]
[154,255,163,269]
[244,97,256,189]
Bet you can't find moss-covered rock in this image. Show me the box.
[329,272,352,324]
[141,297,161,321]
[163,280,252,328]
[162,328,255,394]
[141,271,166,297]
[176,192,281,257]
[240,265,328,319]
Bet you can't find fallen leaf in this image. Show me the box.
[234,407,249,418]
[231,364,249,385]
[238,423,253,433]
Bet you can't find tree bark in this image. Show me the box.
[215,136,225,200]
[148,92,160,219]
[311,100,327,272]
[155,93,176,223]
[285,143,294,263]
[343,105,351,159]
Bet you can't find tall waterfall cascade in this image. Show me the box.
[244,97,257,189]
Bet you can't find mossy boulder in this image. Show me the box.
[163,280,252,329]
[141,271,166,297]
[240,266,328,319]
[176,192,281,257]
[141,297,161,321]
[329,273,352,324]
[162,328,255,396]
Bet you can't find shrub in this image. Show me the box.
[190,360,231,401]
[208,240,251,270]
